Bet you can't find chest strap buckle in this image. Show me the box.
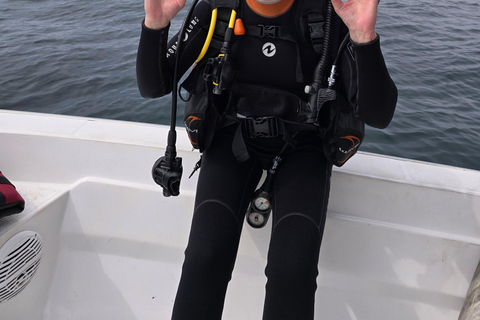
[259,25,279,38]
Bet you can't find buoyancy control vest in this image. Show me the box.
[181,0,364,167]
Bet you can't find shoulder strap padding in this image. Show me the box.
[209,0,239,10]
[295,0,327,54]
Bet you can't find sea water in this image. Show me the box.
[1,0,480,170]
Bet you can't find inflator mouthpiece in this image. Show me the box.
[152,155,183,197]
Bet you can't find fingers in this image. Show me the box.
[144,0,184,30]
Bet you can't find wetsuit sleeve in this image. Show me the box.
[339,35,398,129]
[136,23,172,98]
[136,1,211,99]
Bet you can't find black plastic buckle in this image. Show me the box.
[259,25,279,38]
[245,117,279,138]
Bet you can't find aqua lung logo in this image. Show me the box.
[336,135,361,165]
[185,115,201,146]
[166,16,200,58]
[185,116,201,134]
[338,135,361,154]
[262,42,276,57]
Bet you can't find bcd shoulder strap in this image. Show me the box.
[295,0,327,54]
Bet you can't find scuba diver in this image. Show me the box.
[136,0,397,318]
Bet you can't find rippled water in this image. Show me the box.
[1,0,480,170]
[373,0,480,170]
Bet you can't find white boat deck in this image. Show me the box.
[0,110,479,320]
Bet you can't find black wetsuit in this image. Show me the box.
[136,1,397,319]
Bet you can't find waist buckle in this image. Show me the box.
[244,116,279,138]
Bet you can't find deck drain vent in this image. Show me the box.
[0,231,43,303]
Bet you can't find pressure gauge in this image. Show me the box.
[246,189,272,228]
[248,211,266,228]
[253,194,270,212]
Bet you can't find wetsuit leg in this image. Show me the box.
[171,126,263,320]
[263,145,332,320]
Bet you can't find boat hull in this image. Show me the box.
[0,110,479,319]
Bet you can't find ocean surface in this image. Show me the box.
[1,0,480,170]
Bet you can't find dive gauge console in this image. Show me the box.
[246,189,272,228]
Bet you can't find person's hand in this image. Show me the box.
[144,0,187,30]
[331,0,379,43]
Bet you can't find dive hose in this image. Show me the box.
[152,0,201,197]
[304,0,342,124]
[195,8,218,63]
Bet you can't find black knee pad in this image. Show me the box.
[266,214,322,288]
[183,200,242,281]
